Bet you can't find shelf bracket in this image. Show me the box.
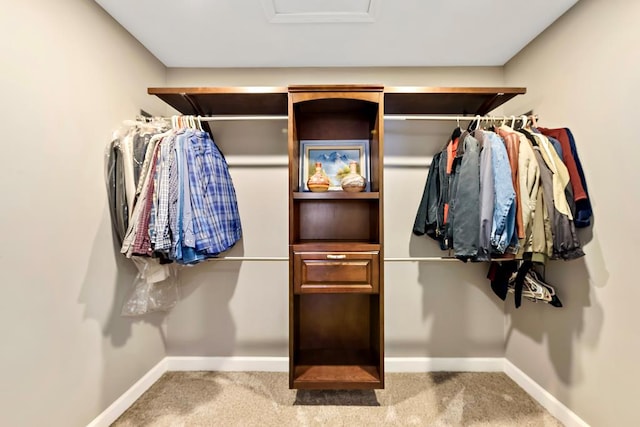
[181,93,214,136]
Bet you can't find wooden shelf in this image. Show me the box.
[293,192,380,200]
[293,348,381,389]
[148,86,525,116]
[293,365,382,389]
[147,86,288,116]
[384,86,526,116]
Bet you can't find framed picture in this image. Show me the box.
[299,140,370,191]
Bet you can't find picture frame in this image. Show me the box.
[299,139,370,191]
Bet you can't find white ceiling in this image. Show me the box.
[95,0,578,68]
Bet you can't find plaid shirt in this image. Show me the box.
[121,140,161,256]
[169,132,183,260]
[174,131,204,264]
[184,131,242,255]
[153,135,175,251]
[132,142,162,256]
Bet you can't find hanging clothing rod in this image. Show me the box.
[207,256,515,262]
[196,115,508,122]
[384,114,538,121]
[198,115,288,121]
[385,115,480,121]
[385,257,461,262]
[206,256,484,262]
[155,114,536,122]
[209,256,289,261]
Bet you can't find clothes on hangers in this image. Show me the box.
[522,129,584,261]
[412,151,442,240]
[495,127,523,240]
[118,126,242,265]
[451,132,481,261]
[106,138,128,245]
[413,119,587,264]
[487,131,517,255]
[414,129,518,260]
[498,125,540,259]
[105,119,168,245]
[487,261,562,308]
[537,127,592,227]
[412,116,590,308]
[477,130,494,261]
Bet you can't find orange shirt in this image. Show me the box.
[443,138,459,224]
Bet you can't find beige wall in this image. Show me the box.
[503,0,639,425]
[166,66,505,87]
[0,1,167,426]
[164,67,508,358]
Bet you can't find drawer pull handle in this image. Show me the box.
[326,254,347,259]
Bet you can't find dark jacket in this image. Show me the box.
[413,151,443,240]
[414,133,481,260]
[450,132,481,261]
[106,139,128,245]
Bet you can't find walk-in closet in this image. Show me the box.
[2,1,635,426]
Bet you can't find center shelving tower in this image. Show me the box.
[288,85,385,389]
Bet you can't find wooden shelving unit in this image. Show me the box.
[288,85,385,389]
[147,83,526,391]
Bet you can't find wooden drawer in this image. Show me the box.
[293,252,379,294]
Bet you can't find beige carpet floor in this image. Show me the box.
[113,371,562,426]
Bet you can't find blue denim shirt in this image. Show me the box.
[488,132,516,253]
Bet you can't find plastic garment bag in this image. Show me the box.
[105,118,182,316]
[121,257,180,316]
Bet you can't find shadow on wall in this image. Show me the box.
[504,225,607,386]
[78,208,168,409]
[408,233,505,357]
[79,209,167,346]
[164,240,243,356]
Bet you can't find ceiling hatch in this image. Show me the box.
[262,0,378,23]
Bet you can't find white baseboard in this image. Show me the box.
[385,357,504,372]
[86,358,167,427]
[87,356,589,427]
[504,360,589,427]
[166,356,288,372]
[164,356,504,373]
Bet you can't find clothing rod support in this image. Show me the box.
[384,114,537,121]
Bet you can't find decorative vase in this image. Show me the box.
[307,162,330,192]
[341,161,366,192]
